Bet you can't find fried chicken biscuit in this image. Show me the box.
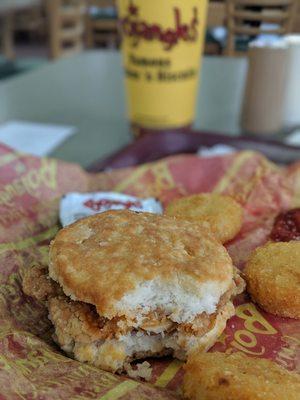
[25,210,244,373]
[23,210,243,372]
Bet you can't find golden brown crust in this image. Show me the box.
[244,242,300,319]
[49,210,233,318]
[48,296,107,347]
[48,296,132,345]
[183,351,300,400]
[22,264,63,301]
[48,298,128,373]
[48,293,234,343]
[48,293,236,373]
[165,194,243,244]
[24,264,236,343]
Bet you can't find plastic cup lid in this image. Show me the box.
[249,37,288,49]
[284,35,300,46]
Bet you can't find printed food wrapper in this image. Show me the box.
[0,144,299,399]
[59,192,163,226]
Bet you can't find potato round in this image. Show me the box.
[166,194,243,244]
[244,241,300,319]
[183,351,300,400]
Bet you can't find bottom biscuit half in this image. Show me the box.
[48,295,234,374]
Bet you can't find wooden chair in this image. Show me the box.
[207,1,227,28]
[0,0,45,60]
[1,13,15,60]
[85,0,119,48]
[47,0,86,59]
[14,3,45,38]
[205,1,227,55]
[225,0,297,56]
[292,0,300,32]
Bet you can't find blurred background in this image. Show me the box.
[0,0,121,77]
[1,0,299,73]
[0,0,300,168]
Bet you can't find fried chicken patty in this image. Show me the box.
[23,264,243,373]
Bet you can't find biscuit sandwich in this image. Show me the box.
[23,210,244,374]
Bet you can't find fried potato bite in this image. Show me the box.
[183,351,300,400]
[165,194,243,244]
[244,241,300,319]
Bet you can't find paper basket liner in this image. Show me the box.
[0,144,299,399]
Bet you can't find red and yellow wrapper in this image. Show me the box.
[0,144,299,399]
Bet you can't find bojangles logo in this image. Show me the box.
[119,1,199,50]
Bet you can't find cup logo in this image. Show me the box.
[119,1,199,50]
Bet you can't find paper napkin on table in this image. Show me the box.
[0,120,76,156]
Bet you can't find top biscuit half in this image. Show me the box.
[49,210,234,323]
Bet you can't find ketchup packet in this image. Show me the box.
[59,192,163,226]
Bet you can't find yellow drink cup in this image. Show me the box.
[117,0,208,135]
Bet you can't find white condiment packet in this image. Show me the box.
[197,144,236,157]
[285,129,300,146]
[59,192,163,227]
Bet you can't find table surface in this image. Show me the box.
[0,50,248,168]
